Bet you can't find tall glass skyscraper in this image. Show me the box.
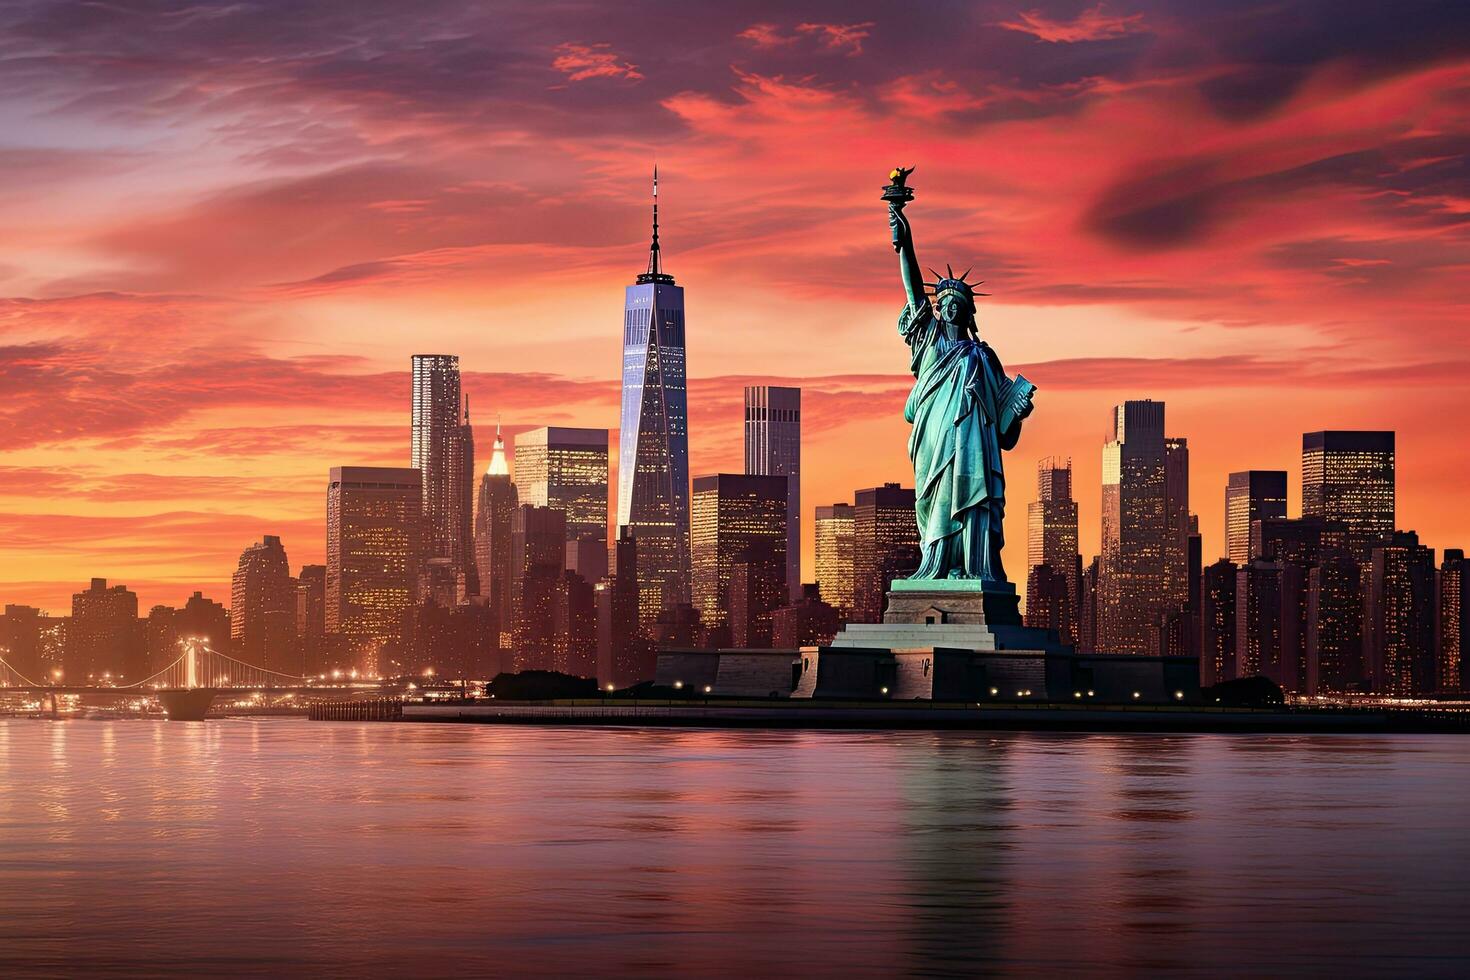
[744,385,801,602]
[1225,470,1288,564]
[411,354,474,588]
[1301,430,1394,564]
[617,170,691,625]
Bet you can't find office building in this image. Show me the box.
[513,426,609,582]
[814,503,855,612]
[1439,550,1468,693]
[1226,471,1287,564]
[1301,431,1394,563]
[412,354,475,584]
[66,578,143,683]
[231,534,297,674]
[745,385,802,601]
[1201,559,1237,686]
[1099,400,1168,654]
[616,169,691,625]
[852,483,920,624]
[691,473,788,645]
[1364,530,1435,695]
[327,466,423,672]
[1306,552,1363,694]
[474,422,518,648]
[1028,457,1080,644]
[510,504,566,672]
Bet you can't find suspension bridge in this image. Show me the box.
[0,639,397,719]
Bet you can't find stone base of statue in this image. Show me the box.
[830,579,1061,655]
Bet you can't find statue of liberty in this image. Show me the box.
[884,168,1035,585]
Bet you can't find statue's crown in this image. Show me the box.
[924,265,989,307]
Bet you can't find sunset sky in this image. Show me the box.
[1,0,1467,614]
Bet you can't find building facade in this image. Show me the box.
[1225,471,1288,565]
[327,466,423,672]
[690,474,788,646]
[852,483,920,624]
[1200,559,1237,686]
[1301,431,1394,563]
[744,385,801,602]
[513,426,609,583]
[1439,550,1469,693]
[617,170,690,627]
[1099,400,1169,655]
[814,503,855,612]
[1364,530,1435,695]
[1027,457,1080,644]
[474,422,518,649]
[411,354,475,585]
[510,504,566,672]
[230,534,297,674]
[67,578,143,683]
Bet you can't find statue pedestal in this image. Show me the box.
[884,578,1021,627]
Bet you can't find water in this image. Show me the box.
[0,720,1466,977]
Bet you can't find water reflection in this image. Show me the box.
[0,721,1466,975]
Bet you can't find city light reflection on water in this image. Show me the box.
[0,721,1467,976]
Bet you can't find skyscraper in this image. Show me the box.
[327,466,422,673]
[66,578,143,683]
[1236,560,1282,680]
[510,504,566,672]
[231,534,297,673]
[745,385,801,601]
[1307,552,1363,694]
[1438,550,1468,693]
[1163,436,1192,609]
[474,421,518,649]
[412,354,474,585]
[852,483,920,624]
[1302,431,1394,563]
[1226,471,1288,564]
[814,503,855,612]
[513,426,609,582]
[690,473,788,646]
[1028,457,1080,643]
[1364,530,1435,695]
[296,565,327,676]
[1201,559,1237,686]
[617,169,691,626]
[1099,400,1168,655]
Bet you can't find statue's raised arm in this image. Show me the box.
[883,167,926,313]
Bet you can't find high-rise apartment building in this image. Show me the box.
[690,474,788,645]
[1235,560,1282,680]
[814,503,855,612]
[852,483,920,624]
[1099,400,1168,655]
[474,422,518,648]
[296,565,327,676]
[1364,530,1435,695]
[513,426,609,583]
[412,354,475,585]
[1028,457,1080,643]
[744,385,801,602]
[1302,431,1394,563]
[1163,436,1192,609]
[1226,471,1287,564]
[1439,550,1469,693]
[617,170,691,626]
[327,466,423,672]
[231,534,297,674]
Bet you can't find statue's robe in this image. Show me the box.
[899,300,1021,582]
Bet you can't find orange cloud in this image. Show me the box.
[551,42,643,82]
[998,5,1148,43]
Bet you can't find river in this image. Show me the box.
[1,720,1466,976]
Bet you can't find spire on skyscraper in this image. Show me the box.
[638,165,674,285]
[488,415,509,476]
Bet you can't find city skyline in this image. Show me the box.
[2,2,1468,614]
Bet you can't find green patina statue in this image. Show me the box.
[884,168,1035,585]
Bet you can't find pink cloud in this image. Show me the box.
[998,5,1148,44]
[552,42,643,82]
